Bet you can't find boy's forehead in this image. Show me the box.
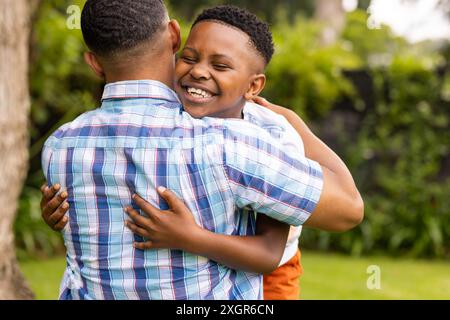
[187,21,265,68]
[189,21,250,45]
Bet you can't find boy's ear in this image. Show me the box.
[168,19,182,54]
[244,74,266,101]
[84,52,105,79]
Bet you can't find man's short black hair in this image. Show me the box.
[193,5,274,65]
[81,0,168,57]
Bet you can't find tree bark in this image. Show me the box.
[315,0,346,45]
[0,0,35,299]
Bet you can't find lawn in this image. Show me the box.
[19,251,450,300]
[300,251,450,300]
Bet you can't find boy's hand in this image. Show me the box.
[40,183,69,231]
[252,96,294,118]
[125,187,203,252]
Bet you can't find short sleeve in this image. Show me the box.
[223,122,323,227]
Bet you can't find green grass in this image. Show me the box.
[300,251,450,300]
[20,256,66,300]
[19,251,450,300]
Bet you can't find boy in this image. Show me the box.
[135,5,306,299]
[42,6,364,299]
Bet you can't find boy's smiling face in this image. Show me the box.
[175,21,266,119]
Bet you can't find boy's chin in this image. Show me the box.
[182,105,211,119]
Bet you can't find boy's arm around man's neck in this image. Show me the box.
[253,97,364,232]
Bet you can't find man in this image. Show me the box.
[41,0,363,300]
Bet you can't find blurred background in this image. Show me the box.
[9,0,450,299]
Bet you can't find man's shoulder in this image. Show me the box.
[221,116,277,143]
[44,109,99,145]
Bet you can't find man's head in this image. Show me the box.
[175,5,275,119]
[81,0,181,84]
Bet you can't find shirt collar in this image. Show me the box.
[101,80,181,104]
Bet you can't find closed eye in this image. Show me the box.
[213,64,230,71]
[182,56,197,64]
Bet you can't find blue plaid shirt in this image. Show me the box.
[42,80,323,300]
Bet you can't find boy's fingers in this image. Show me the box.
[253,96,282,109]
[47,202,69,226]
[131,194,162,218]
[52,216,69,231]
[40,184,62,209]
[133,241,153,250]
[252,96,269,106]
[125,207,154,229]
[156,187,184,212]
[125,221,151,239]
[44,184,61,199]
[40,188,48,209]
[42,191,68,218]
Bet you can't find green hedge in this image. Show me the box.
[282,12,450,258]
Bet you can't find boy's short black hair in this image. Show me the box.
[81,0,167,57]
[193,5,274,65]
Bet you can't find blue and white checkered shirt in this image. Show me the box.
[42,80,323,300]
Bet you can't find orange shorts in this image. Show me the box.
[263,249,303,300]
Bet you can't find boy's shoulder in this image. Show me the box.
[243,102,305,155]
[243,102,288,129]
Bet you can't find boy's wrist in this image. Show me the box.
[181,224,209,255]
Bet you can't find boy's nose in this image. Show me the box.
[190,65,211,80]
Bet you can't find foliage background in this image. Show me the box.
[17,0,450,259]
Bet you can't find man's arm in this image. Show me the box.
[253,96,364,231]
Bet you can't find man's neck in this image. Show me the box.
[105,73,173,89]
[104,55,176,89]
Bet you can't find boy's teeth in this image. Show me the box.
[187,87,212,98]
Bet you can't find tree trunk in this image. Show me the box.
[315,0,346,45]
[0,0,35,299]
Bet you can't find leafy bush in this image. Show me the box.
[15,187,65,260]
[264,15,361,120]
[298,12,450,259]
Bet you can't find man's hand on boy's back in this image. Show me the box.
[40,183,69,231]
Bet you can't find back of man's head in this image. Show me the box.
[81,0,168,58]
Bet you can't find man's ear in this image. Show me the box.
[84,52,105,79]
[168,19,181,54]
[244,74,266,101]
